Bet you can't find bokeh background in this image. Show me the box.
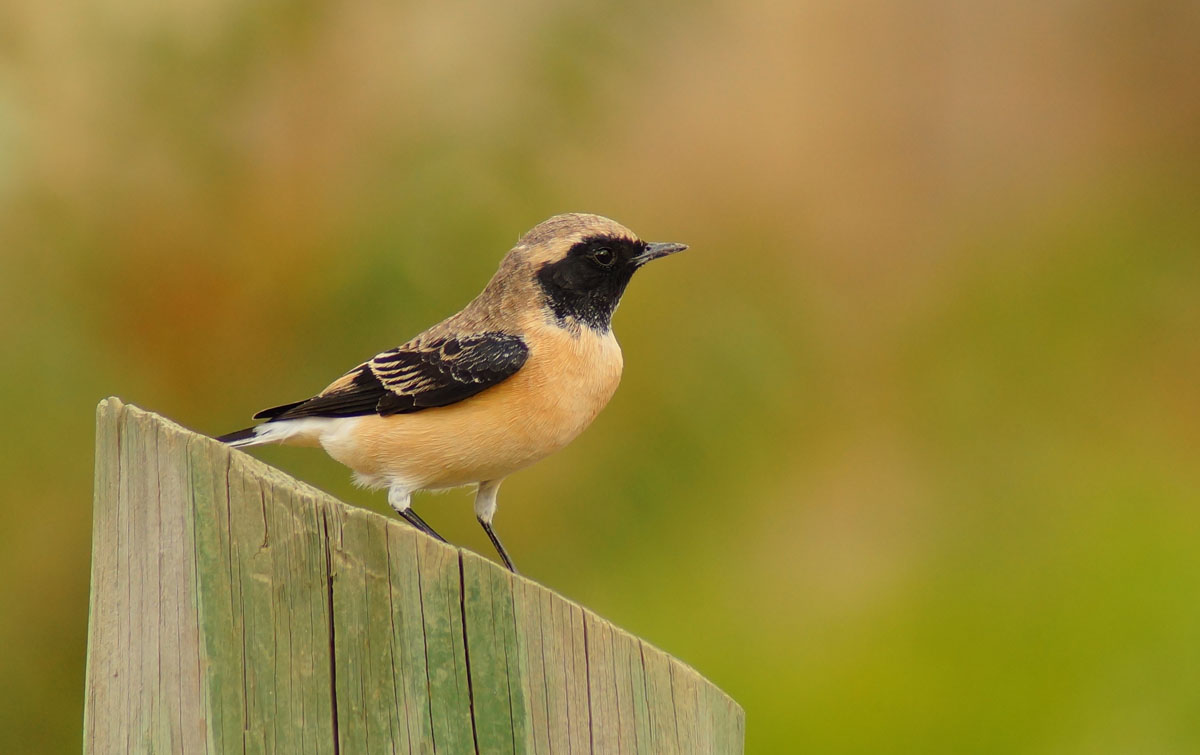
[3,0,1199,752]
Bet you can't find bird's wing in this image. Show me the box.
[253,332,529,421]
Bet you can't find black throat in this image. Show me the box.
[535,236,643,331]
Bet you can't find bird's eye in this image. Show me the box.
[592,248,615,267]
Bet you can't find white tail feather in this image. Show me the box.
[227,418,339,448]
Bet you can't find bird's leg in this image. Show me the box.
[475,479,517,573]
[388,486,446,543]
[402,508,447,543]
[481,520,517,573]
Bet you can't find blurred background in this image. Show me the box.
[2,0,1199,752]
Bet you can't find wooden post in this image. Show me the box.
[85,398,745,754]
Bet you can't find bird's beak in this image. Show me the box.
[634,241,688,267]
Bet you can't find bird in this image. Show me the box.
[217,213,686,573]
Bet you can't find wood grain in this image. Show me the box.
[85,398,744,754]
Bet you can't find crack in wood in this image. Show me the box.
[321,509,342,755]
[457,553,481,755]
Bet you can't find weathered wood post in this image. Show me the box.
[85,398,744,754]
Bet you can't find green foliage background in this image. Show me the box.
[2,1,1198,752]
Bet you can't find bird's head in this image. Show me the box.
[511,213,687,332]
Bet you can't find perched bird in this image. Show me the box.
[218,213,686,572]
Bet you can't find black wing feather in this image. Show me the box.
[255,332,528,422]
[253,399,307,420]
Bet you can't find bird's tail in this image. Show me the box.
[215,426,268,448]
[216,417,335,448]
